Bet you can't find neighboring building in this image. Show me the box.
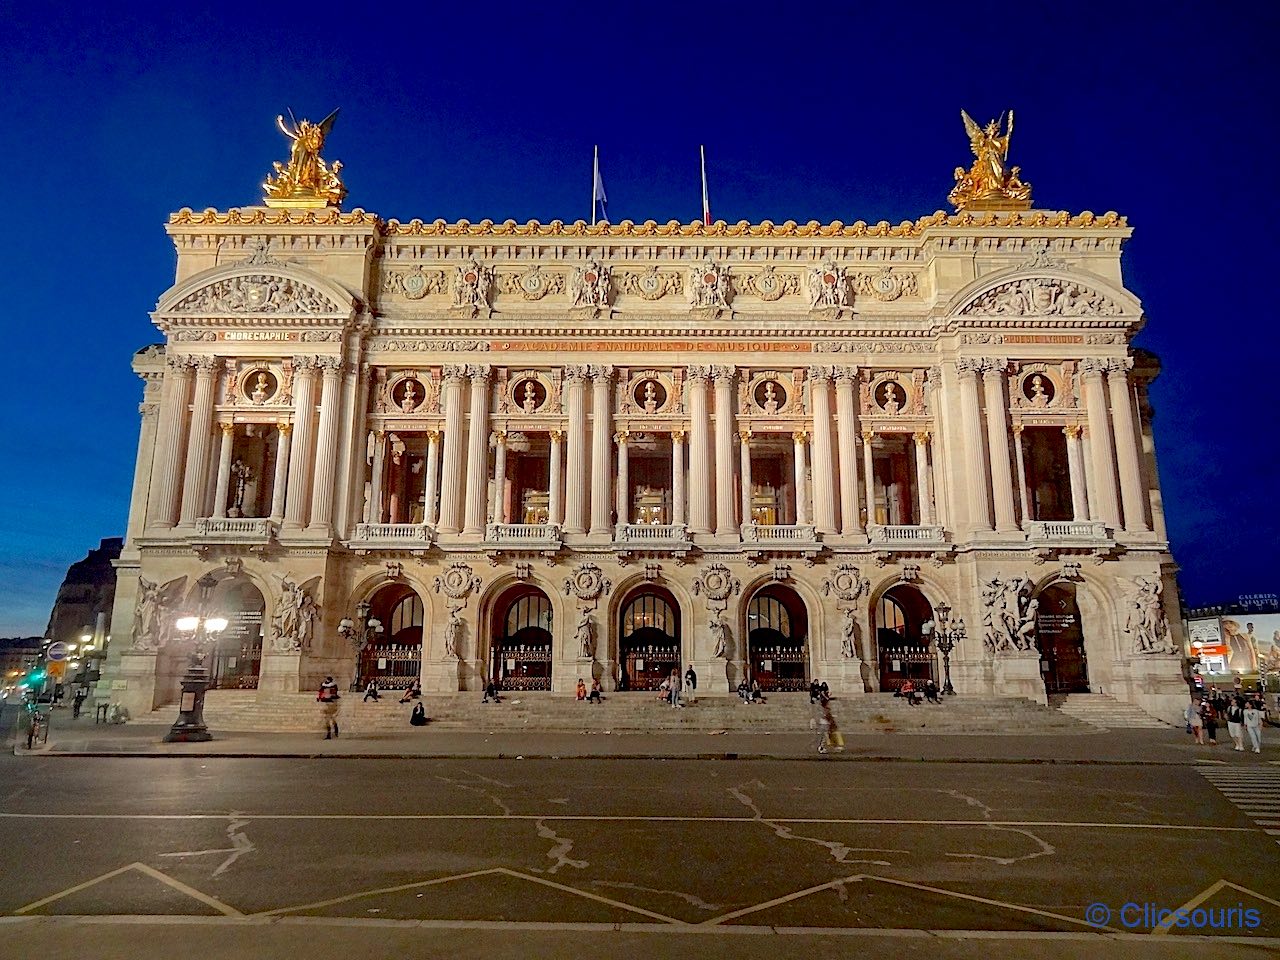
[1185,596,1280,683]
[1,637,44,689]
[99,113,1188,722]
[45,537,122,649]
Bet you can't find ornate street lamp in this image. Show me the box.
[163,573,227,743]
[933,603,965,696]
[338,600,383,690]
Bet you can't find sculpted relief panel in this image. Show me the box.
[173,274,342,315]
[960,277,1122,317]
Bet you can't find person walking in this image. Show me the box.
[1186,697,1205,745]
[362,679,380,702]
[811,694,830,754]
[317,676,340,739]
[72,686,88,719]
[1226,697,1246,751]
[684,665,698,704]
[821,695,844,752]
[1243,699,1265,753]
[669,669,683,708]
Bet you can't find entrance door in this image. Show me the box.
[491,588,553,691]
[618,590,680,691]
[875,586,935,692]
[209,581,264,689]
[747,587,808,691]
[1036,583,1089,693]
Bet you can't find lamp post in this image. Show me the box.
[933,602,965,696]
[338,600,383,691]
[164,573,227,743]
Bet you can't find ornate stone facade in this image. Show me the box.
[98,149,1186,724]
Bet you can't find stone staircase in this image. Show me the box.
[1049,693,1170,729]
[131,689,1100,736]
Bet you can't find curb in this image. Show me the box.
[21,749,1230,765]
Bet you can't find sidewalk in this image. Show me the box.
[12,710,1277,764]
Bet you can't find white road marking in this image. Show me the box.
[1198,768,1280,845]
[531,819,587,874]
[14,862,241,917]
[158,813,254,877]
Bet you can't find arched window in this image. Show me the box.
[390,593,424,638]
[748,594,792,638]
[877,594,907,636]
[505,593,553,635]
[621,593,676,637]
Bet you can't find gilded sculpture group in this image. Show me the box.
[260,108,1034,213]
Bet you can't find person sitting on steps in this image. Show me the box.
[399,678,421,704]
[363,679,380,702]
[482,679,500,703]
[587,678,603,703]
[409,702,428,726]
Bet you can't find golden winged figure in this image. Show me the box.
[948,109,1032,211]
[263,108,347,208]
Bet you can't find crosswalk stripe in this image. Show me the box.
[1199,768,1280,845]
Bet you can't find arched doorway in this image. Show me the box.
[209,579,265,689]
[746,586,809,691]
[359,584,424,692]
[874,585,935,692]
[1036,582,1089,693]
[618,588,680,691]
[489,586,553,691]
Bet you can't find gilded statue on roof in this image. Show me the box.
[948,110,1032,211]
[263,109,347,208]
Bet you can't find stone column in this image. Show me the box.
[956,359,992,532]
[367,430,387,524]
[423,430,441,526]
[834,368,862,535]
[793,431,810,526]
[1012,425,1031,526]
[211,422,235,519]
[739,430,753,525]
[687,367,712,534]
[307,357,345,534]
[589,365,614,535]
[332,348,362,537]
[913,431,934,526]
[436,366,467,534]
[861,431,876,525]
[1081,359,1121,528]
[807,367,838,535]
[980,359,1017,532]
[671,431,686,527]
[491,431,508,523]
[548,430,564,526]
[1107,359,1150,532]
[270,422,292,521]
[614,431,629,525]
[563,366,589,534]
[283,357,318,530]
[462,365,492,535]
[711,366,737,535]
[147,357,194,529]
[178,356,218,526]
[1064,425,1089,522]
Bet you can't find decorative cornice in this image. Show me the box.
[171,208,1129,237]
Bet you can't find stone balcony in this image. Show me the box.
[348,523,435,553]
[1025,520,1110,543]
[614,523,693,556]
[867,524,947,547]
[740,522,821,558]
[192,517,277,545]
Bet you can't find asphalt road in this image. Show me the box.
[2,737,1279,958]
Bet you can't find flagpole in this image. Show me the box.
[700,145,711,226]
[592,145,599,227]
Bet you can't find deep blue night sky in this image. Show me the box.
[1,2,1276,635]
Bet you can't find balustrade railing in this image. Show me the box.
[351,523,434,543]
[741,523,819,543]
[615,523,691,543]
[867,524,945,543]
[485,522,562,544]
[1025,520,1109,540]
[194,517,276,538]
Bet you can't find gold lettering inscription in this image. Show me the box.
[1001,335,1084,344]
[492,340,811,352]
[217,331,301,342]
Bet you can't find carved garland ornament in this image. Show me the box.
[853,267,919,302]
[693,563,740,612]
[821,564,870,604]
[618,266,683,301]
[433,562,482,602]
[382,267,446,300]
[563,562,613,605]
